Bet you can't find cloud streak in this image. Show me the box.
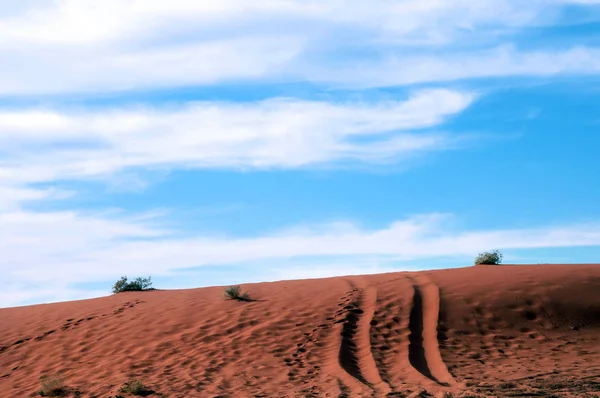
[0,1,599,94]
[304,45,600,88]
[2,208,600,307]
[0,89,475,185]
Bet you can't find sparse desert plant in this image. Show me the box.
[39,373,66,397]
[474,250,503,265]
[112,276,153,293]
[120,379,153,396]
[224,285,251,301]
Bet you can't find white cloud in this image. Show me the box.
[2,208,600,307]
[0,37,301,95]
[0,1,543,47]
[0,285,107,309]
[303,45,600,88]
[0,89,475,184]
[0,0,599,94]
[0,185,74,212]
[562,0,600,4]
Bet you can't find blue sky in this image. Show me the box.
[1,0,600,307]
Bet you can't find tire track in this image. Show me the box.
[322,278,394,396]
[357,285,391,395]
[337,279,391,396]
[408,281,436,382]
[323,283,370,396]
[369,275,422,392]
[407,274,455,387]
[338,297,365,384]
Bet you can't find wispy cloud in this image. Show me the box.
[2,208,600,307]
[303,45,600,88]
[0,1,599,94]
[0,37,301,95]
[0,186,74,212]
[0,1,546,47]
[0,89,474,185]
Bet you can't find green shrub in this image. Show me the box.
[474,250,503,265]
[39,373,66,397]
[120,380,152,396]
[112,276,153,294]
[224,285,250,301]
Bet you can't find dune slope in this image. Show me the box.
[1,264,600,397]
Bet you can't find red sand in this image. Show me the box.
[1,264,599,397]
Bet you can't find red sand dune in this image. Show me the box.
[1,264,600,397]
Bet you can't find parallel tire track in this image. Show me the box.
[324,284,370,396]
[330,278,392,396]
[338,279,391,396]
[349,285,391,395]
[407,274,455,387]
[327,275,455,396]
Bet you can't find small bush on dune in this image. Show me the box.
[224,285,251,301]
[112,276,153,294]
[120,379,153,396]
[39,373,66,397]
[474,250,503,265]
